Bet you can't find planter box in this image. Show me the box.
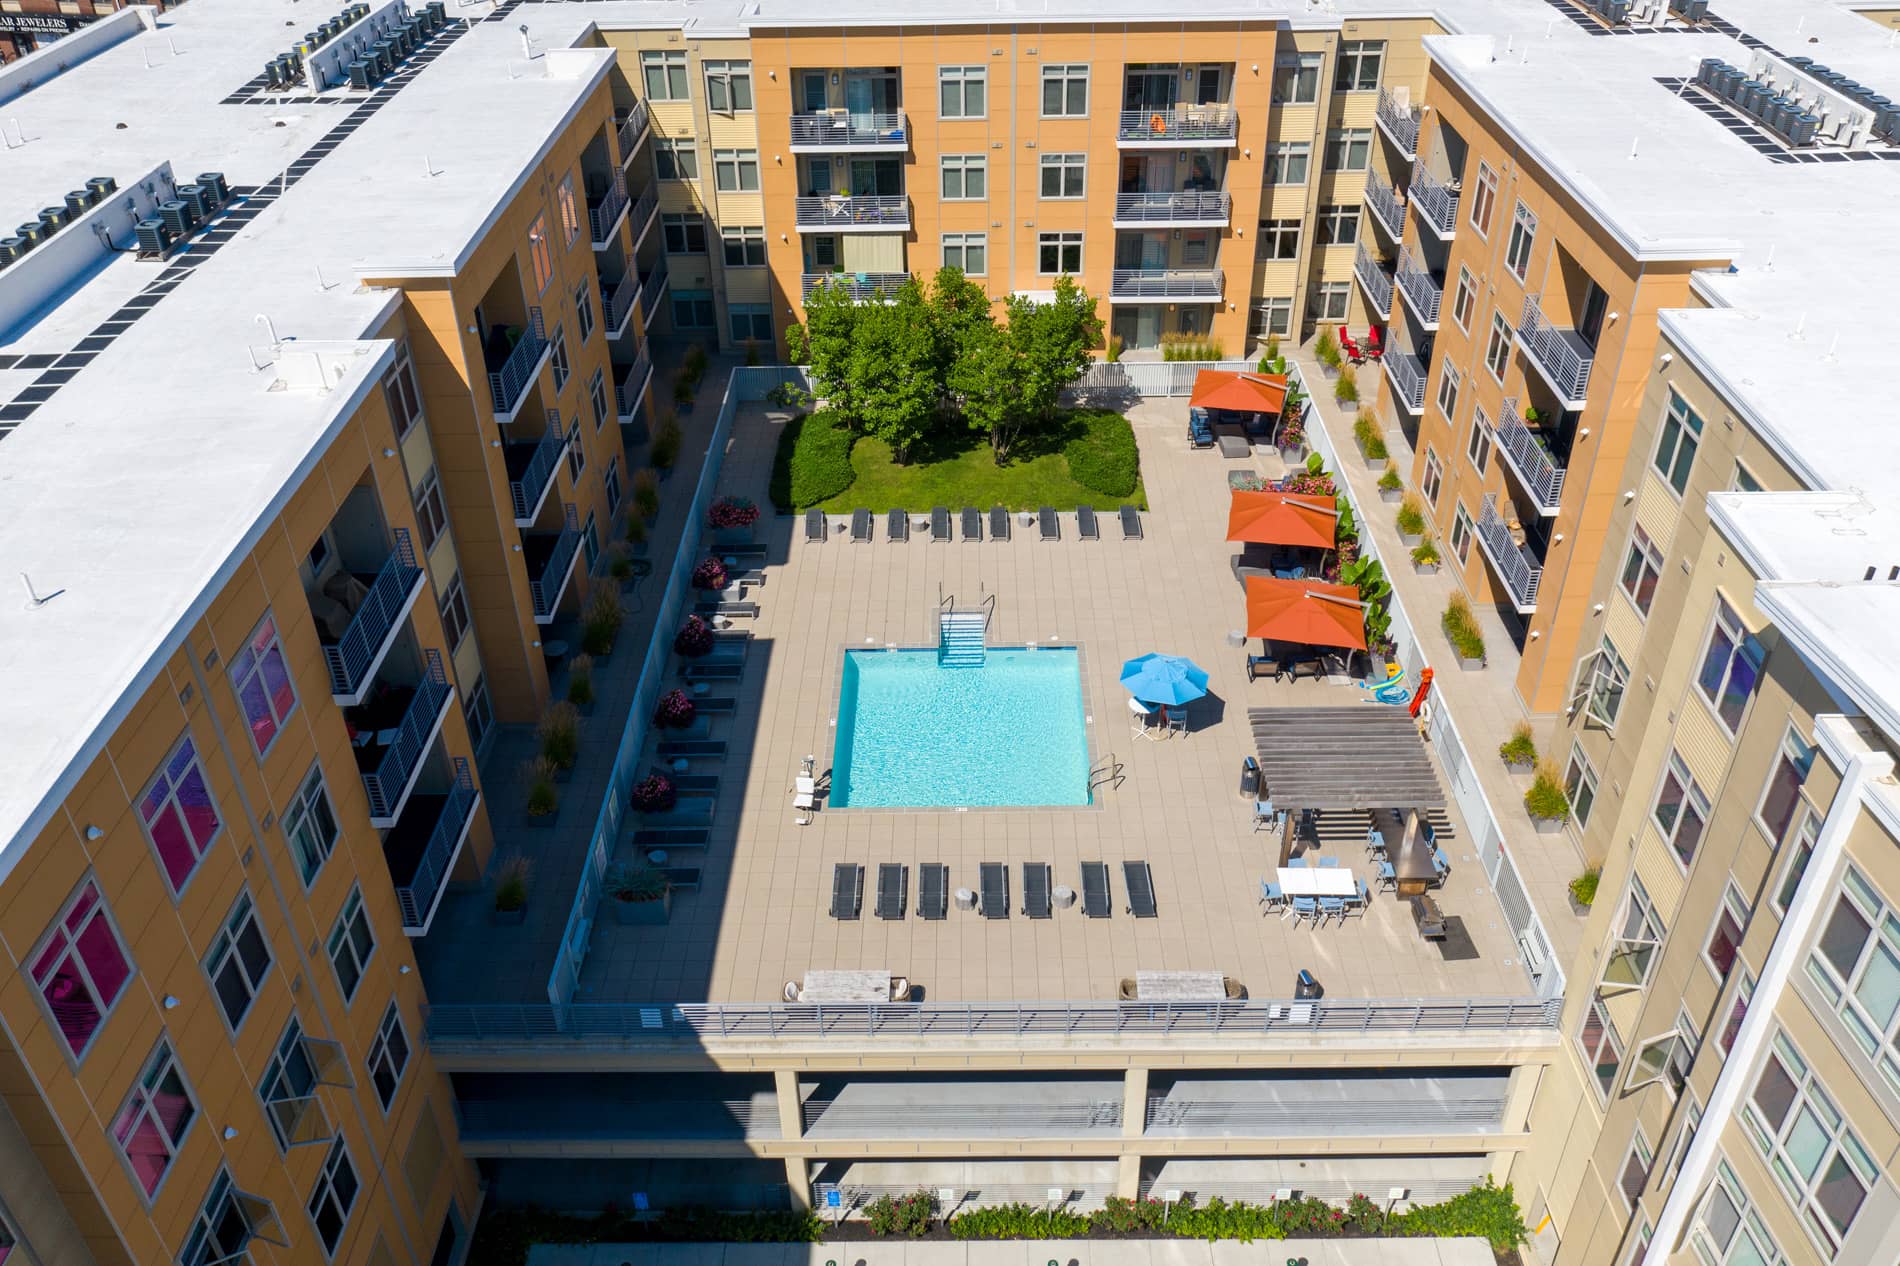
[610,889,672,924]
[1532,814,1567,834]
[1456,654,1486,672]
[524,808,559,828]
[1413,561,1440,576]
[1279,444,1307,464]
[551,763,574,785]
[714,526,754,548]
[1379,487,1403,504]
[1398,531,1423,549]
[1503,757,1535,774]
[491,906,527,925]
[1569,895,1593,917]
[1357,441,1386,469]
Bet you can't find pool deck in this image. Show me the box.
[573,401,1532,1007]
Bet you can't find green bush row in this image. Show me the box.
[1062,410,1141,498]
[769,410,856,510]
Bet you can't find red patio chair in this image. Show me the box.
[1363,326,1384,359]
[1339,330,1363,364]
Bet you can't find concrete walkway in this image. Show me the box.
[531,1239,1497,1266]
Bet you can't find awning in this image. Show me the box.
[1227,490,1337,550]
[1244,576,1366,650]
[1248,706,1447,811]
[1189,369,1288,414]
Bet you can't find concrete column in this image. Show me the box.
[774,1069,804,1140]
[1501,1061,1545,1134]
[784,1156,812,1212]
[1122,1067,1149,1137]
[1117,1153,1143,1200]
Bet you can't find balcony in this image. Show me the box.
[788,111,908,153]
[1108,268,1223,303]
[1411,168,1460,239]
[1476,494,1543,613]
[587,174,629,250]
[1375,88,1421,159]
[1381,347,1428,415]
[794,195,910,233]
[1116,104,1238,147]
[1352,245,1394,317]
[1364,170,1407,242]
[504,411,563,526]
[640,256,669,314]
[628,182,658,250]
[1111,190,1231,227]
[1495,397,1568,516]
[524,504,582,624]
[484,308,548,423]
[1515,294,1595,409]
[802,272,908,302]
[385,758,478,935]
[355,650,454,826]
[1394,247,1443,329]
[602,269,638,339]
[615,348,653,422]
[617,100,650,166]
[319,528,425,704]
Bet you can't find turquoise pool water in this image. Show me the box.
[832,647,1090,807]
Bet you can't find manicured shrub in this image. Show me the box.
[522,763,557,820]
[537,702,579,770]
[1378,463,1402,492]
[650,414,683,469]
[1442,592,1486,661]
[1411,536,1440,566]
[864,1191,937,1238]
[769,410,855,510]
[1570,868,1601,907]
[1334,363,1359,403]
[1062,410,1140,498]
[948,1204,1092,1240]
[1390,1180,1529,1252]
[1526,759,1571,821]
[580,587,622,655]
[709,495,760,530]
[565,653,594,707]
[632,468,660,519]
[493,855,531,908]
[655,687,696,729]
[1315,325,1340,367]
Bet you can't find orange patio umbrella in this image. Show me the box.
[1226,490,1337,551]
[1244,575,1367,651]
[1189,369,1288,415]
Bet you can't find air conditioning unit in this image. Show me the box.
[65,191,91,218]
[180,184,219,221]
[159,200,195,238]
[87,176,118,202]
[349,59,375,89]
[40,205,73,233]
[15,223,43,247]
[197,172,230,205]
[0,237,28,265]
[1517,932,1547,976]
[135,218,174,255]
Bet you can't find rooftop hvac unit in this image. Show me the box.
[197,171,230,204]
[264,58,287,89]
[181,184,219,220]
[41,204,73,231]
[1787,112,1819,147]
[65,191,91,218]
[15,223,43,246]
[159,200,195,237]
[135,218,173,255]
[87,176,118,201]
[427,2,447,27]
[348,58,375,89]
[1695,57,1721,87]
[0,237,28,265]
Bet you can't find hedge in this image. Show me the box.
[1062,410,1141,498]
[769,410,856,510]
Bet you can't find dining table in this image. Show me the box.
[1275,866,1358,898]
[799,969,892,1003]
[1134,971,1227,1001]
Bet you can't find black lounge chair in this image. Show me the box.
[1080,862,1111,918]
[886,508,908,542]
[961,507,981,541]
[979,862,1008,919]
[875,863,907,920]
[989,505,1010,540]
[683,662,742,682]
[805,509,825,542]
[694,600,758,619]
[830,863,864,920]
[1077,506,1099,540]
[650,767,720,793]
[661,866,701,890]
[931,506,951,541]
[1022,863,1052,919]
[722,542,769,562]
[689,697,736,715]
[1123,860,1157,918]
[851,508,873,542]
[1119,505,1143,540]
[1038,506,1059,540]
[633,828,709,848]
[657,739,726,757]
[918,862,948,920]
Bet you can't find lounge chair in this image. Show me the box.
[989,505,1010,540]
[689,698,736,716]
[1246,654,1281,682]
[978,862,1008,919]
[660,866,701,890]
[931,506,951,541]
[722,543,769,562]
[804,509,825,542]
[1080,862,1110,918]
[1021,863,1052,919]
[1122,860,1157,918]
[650,768,720,794]
[1076,506,1099,540]
[1038,506,1059,540]
[1119,505,1142,539]
[850,508,872,542]
[683,661,743,682]
[875,863,907,920]
[694,600,759,619]
[830,863,864,920]
[918,862,948,920]
[960,507,981,542]
[886,508,908,542]
[1189,410,1214,448]
[657,738,726,757]
[1377,860,1398,892]
[633,827,709,848]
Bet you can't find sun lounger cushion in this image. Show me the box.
[886,509,908,541]
[805,509,825,541]
[918,863,948,920]
[1038,507,1058,540]
[990,505,1010,540]
[1080,862,1111,918]
[1022,863,1052,918]
[831,863,863,920]
[1123,861,1157,918]
[851,508,872,542]
[1120,505,1143,539]
[931,507,951,541]
[979,862,1008,919]
[1077,506,1099,540]
[961,507,981,541]
[876,863,907,920]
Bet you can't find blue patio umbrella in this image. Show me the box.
[1119,653,1211,706]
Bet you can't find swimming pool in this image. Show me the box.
[831,647,1090,808]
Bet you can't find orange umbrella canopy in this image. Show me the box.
[1189,370,1288,414]
[1226,490,1337,550]
[1245,576,1367,651]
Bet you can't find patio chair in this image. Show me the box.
[1317,856,1341,868]
[1365,827,1386,857]
[850,508,873,542]
[961,507,982,541]
[917,862,949,920]
[1164,705,1188,738]
[830,862,864,920]
[804,509,825,542]
[989,504,1011,540]
[1377,860,1397,892]
[1258,879,1286,915]
[784,981,802,1002]
[1189,410,1215,448]
[875,863,907,920]
[1077,506,1099,540]
[1118,978,1139,1001]
[1252,798,1278,833]
[886,508,909,542]
[889,976,912,1001]
[1123,860,1157,918]
[1290,895,1319,927]
[1353,878,1371,912]
[661,866,701,891]
[1364,326,1384,359]
[1287,655,1325,682]
[1039,506,1059,540]
[930,506,951,541]
[1432,846,1451,878]
[1022,862,1052,918]
[1319,895,1348,925]
[979,862,1008,919]
[1119,505,1143,539]
[1080,861,1111,918]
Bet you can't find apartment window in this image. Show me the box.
[283,764,338,885]
[438,575,470,653]
[113,1040,197,1197]
[654,138,698,181]
[1623,1222,1653,1266]
[1741,1032,1878,1253]
[1578,995,1623,1098]
[1466,408,1491,474]
[1655,390,1705,496]
[564,421,585,481]
[549,323,569,391]
[1618,1127,1653,1210]
[1324,127,1372,172]
[140,736,221,891]
[1609,878,1665,991]
[260,1022,322,1149]
[205,892,272,1030]
[464,674,494,751]
[1573,637,1630,732]
[1733,462,1763,492]
[1504,201,1536,280]
[1565,744,1600,828]
[327,888,375,1005]
[1758,727,1816,842]
[641,49,688,100]
[1039,152,1086,199]
[1450,502,1475,563]
[1469,162,1499,237]
[1316,204,1359,245]
[1720,970,1755,1055]
[942,232,987,275]
[1666,1095,1703,1181]
[1696,597,1762,733]
[31,881,131,1059]
[672,290,715,329]
[528,213,552,293]
[367,1002,411,1110]
[1311,281,1350,321]
[1038,232,1082,275]
[604,458,622,515]
[703,59,752,112]
[721,225,766,266]
[587,368,609,429]
[1774,810,1818,915]
[712,148,760,192]
[408,468,447,556]
[582,510,600,572]
[662,212,707,254]
[1265,142,1310,184]
[183,1171,282,1266]
[1248,298,1292,339]
[1041,63,1088,116]
[556,174,580,245]
[382,341,424,439]
[941,154,987,200]
[1808,865,1900,1100]
[940,65,986,118]
[729,303,773,344]
[1618,525,1664,616]
[1706,882,1750,977]
[1257,218,1300,260]
[1335,40,1385,91]
[1483,312,1512,381]
[308,1137,360,1254]
[1438,364,1463,425]
[1653,753,1710,868]
[1450,268,1475,331]
[573,278,594,342]
[1421,448,1444,504]
[1691,1161,1788,1266]
[1272,52,1322,104]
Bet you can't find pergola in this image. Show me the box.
[1248,706,1446,867]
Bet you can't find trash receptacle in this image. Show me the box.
[1239,756,1260,800]
[1295,969,1322,1000]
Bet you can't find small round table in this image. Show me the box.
[954,887,977,911]
[542,639,570,662]
[671,758,690,773]
[647,849,669,866]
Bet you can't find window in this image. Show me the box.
[29,881,131,1060]
[671,290,715,329]
[1257,218,1300,260]
[464,674,493,751]
[1469,162,1498,237]
[439,575,470,653]
[1324,127,1372,171]
[1181,231,1212,267]
[1606,878,1665,992]
[712,148,759,192]
[573,278,594,342]
[1038,232,1082,275]
[1808,865,1900,1100]
[729,303,772,344]
[1578,995,1623,1098]
[1334,40,1385,91]
[1719,970,1755,1055]
[604,458,622,515]
[1041,63,1088,116]
[549,323,569,391]
[1450,503,1475,563]
[1572,637,1630,732]
[1438,365,1463,426]
[662,212,706,254]
[941,154,987,200]
[587,368,609,428]
[1706,882,1750,977]
[654,138,698,181]
[1466,408,1491,474]
[721,225,766,266]
[1629,1006,1702,1096]
[260,1022,329,1149]
[582,510,600,572]
[1450,268,1475,331]
[1623,1222,1652,1266]
[139,736,221,892]
[308,1137,360,1254]
[1482,312,1512,381]
[1655,390,1705,496]
[184,1171,285,1266]
[1696,597,1763,733]
[367,1002,411,1110]
[230,619,303,761]
[1653,753,1711,868]
[1691,1161,1788,1266]
[283,764,338,885]
[528,213,552,293]
[942,232,987,275]
[327,889,375,1004]
[1618,1127,1653,1210]
[1249,298,1292,339]
[1421,448,1444,504]
[205,892,272,1030]
[703,59,752,112]
[1272,52,1321,104]
[382,341,424,439]
[1565,744,1600,829]
[1316,204,1359,245]
[1666,1095,1703,1182]
[1773,810,1818,915]
[1741,1032,1878,1252]
[1620,525,1664,616]
[564,421,585,481]
[1311,281,1350,321]
[412,466,448,553]
[939,65,986,118]
[1038,152,1086,199]
[1504,202,1537,280]
[1733,462,1763,492]
[113,1040,197,1197]
[1265,142,1310,184]
[555,174,579,245]
[641,49,688,100]
[1758,727,1816,842]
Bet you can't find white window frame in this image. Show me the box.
[1703,880,1750,981]
[1567,637,1629,733]
[1040,63,1089,117]
[939,65,986,119]
[703,59,752,113]
[1578,993,1624,1101]
[721,225,766,267]
[1249,297,1292,338]
[1653,751,1711,868]
[573,277,594,343]
[1450,267,1475,332]
[1617,1125,1654,1211]
[1602,876,1664,993]
[941,232,987,276]
[1695,596,1762,735]
[941,153,988,201]
[641,49,689,101]
[1690,1159,1788,1266]
[1469,162,1499,238]
[1039,152,1087,200]
[1505,200,1537,280]
[1257,218,1300,260]
[1771,808,1818,916]
[1805,864,1900,1101]
[1620,524,1664,617]
[326,887,375,1005]
[366,1001,411,1112]
[1655,389,1705,497]
[1310,281,1350,321]
[1564,742,1600,829]
[1272,52,1322,104]
[1421,447,1444,504]
[654,138,698,182]
[1438,364,1463,426]
[1037,231,1082,276]
[1265,142,1310,185]
[307,1136,359,1256]
[549,322,569,391]
[283,763,338,885]
[1450,502,1475,563]
[1316,204,1359,246]
[1739,1031,1879,1255]
[1324,127,1372,172]
[587,367,609,428]
[712,148,760,192]
[1334,39,1385,92]
[204,891,272,1033]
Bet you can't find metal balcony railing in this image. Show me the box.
[615,348,652,421]
[1375,88,1421,157]
[628,182,658,246]
[361,650,451,823]
[1109,267,1224,301]
[1394,247,1443,326]
[1111,190,1231,224]
[1411,167,1460,238]
[602,269,638,336]
[1516,294,1595,405]
[529,505,582,622]
[801,272,908,302]
[508,413,563,522]
[394,759,477,931]
[793,195,910,231]
[1353,244,1394,315]
[1116,104,1238,144]
[639,256,669,313]
[587,173,628,247]
[616,100,650,164]
[486,308,546,417]
[321,528,423,698]
[788,110,908,150]
[1363,170,1407,240]
[1381,346,1428,413]
[1495,396,1567,513]
[1477,494,1544,611]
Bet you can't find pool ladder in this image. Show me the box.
[936,589,996,668]
[1089,752,1124,793]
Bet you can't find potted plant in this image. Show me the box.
[632,469,661,522]
[1395,493,1427,548]
[1276,407,1306,462]
[624,513,650,558]
[1315,326,1341,372]
[709,495,761,545]
[604,863,672,924]
[650,414,682,473]
[674,614,715,659]
[1499,722,1537,772]
[1525,759,1571,832]
[1353,409,1387,468]
[1569,868,1600,912]
[1411,536,1441,575]
[581,587,623,657]
[491,856,532,924]
[566,652,596,713]
[609,543,637,592]
[655,687,697,730]
[1442,592,1486,670]
[691,557,730,593]
[631,773,678,814]
[672,375,696,414]
[522,758,559,827]
[538,702,579,780]
[1377,463,1404,503]
[1523,403,1548,426]
[1334,363,1359,405]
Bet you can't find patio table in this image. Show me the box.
[800,969,892,1002]
[1135,971,1227,1001]
[1275,866,1357,898]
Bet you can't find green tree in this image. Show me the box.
[846,278,939,461]
[801,277,861,417]
[946,319,1031,462]
[926,266,994,374]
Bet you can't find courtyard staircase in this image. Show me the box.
[939,610,988,667]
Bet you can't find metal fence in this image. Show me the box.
[1065,358,1255,400]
